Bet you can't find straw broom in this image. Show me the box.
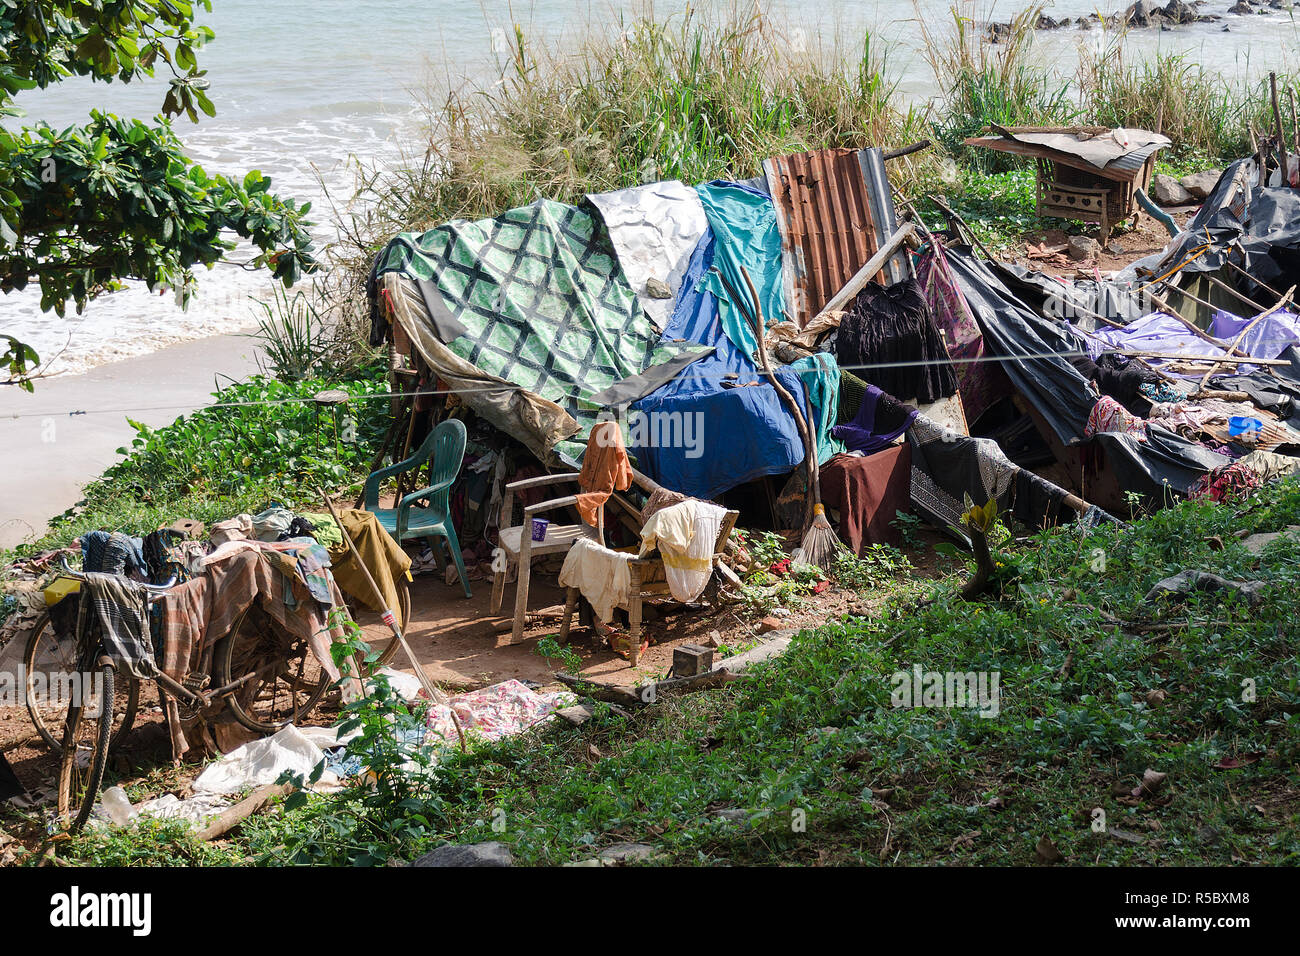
[738,267,843,570]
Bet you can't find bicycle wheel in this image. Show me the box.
[375,580,412,668]
[218,605,329,734]
[56,663,116,833]
[25,611,138,754]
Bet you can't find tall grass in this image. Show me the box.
[919,3,1076,168]
[326,7,937,293]
[1079,36,1295,162]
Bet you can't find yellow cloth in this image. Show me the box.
[327,509,413,628]
[638,499,726,603]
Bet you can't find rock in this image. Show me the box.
[1181,168,1221,198]
[1241,524,1300,554]
[757,616,783,634]
[713,808,751,827]
[704,629,722,648]
[1106,826,1147,845]
[596,842,657,863]
[1125,0,1162,24]
[643,277,673,299]
[1228,1,1253,15]
[563,858,603,867]
[1149,172,1192,205]
[1106,239,1126,256]
[1067,235,1101,261]
[410,841,513,867]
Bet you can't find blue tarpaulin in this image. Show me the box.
[629,227,815,500]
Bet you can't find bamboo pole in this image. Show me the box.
[314,488,467,752]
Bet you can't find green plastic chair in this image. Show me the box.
[363,418,471,598]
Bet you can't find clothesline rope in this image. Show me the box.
[0,349,1101,422]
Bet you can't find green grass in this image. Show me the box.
[43,478,1293,867]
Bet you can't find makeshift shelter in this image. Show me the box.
[965,126,1169,240]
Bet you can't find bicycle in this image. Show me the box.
[54,557,330,832]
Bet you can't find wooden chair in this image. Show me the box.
[492,473,604,642]
[557,508,739,666]
[363,418,471,598]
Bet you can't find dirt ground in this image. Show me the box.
[1016,207,1197,276]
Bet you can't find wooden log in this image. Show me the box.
[808,223,915,324]
[1116,350,1287,367]
[883,140,932,162]
[196,783,292,842]
[1197,287,1296,390]
[554,672,642,707]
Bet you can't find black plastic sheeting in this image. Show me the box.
[945,247,1095,445]
[1125,157,1300,300]
[1095,427,1230,499]
[946,247,1246,498]
[992,261,1146,332]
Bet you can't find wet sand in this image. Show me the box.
[0,335,263,550]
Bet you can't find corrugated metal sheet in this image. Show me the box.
[764,146,909,325]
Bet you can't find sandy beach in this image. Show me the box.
[0,334,263,550]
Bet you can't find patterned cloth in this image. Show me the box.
[76,572,158,680]
[373,198,708,461]
[426,679,572,746]
[156,549,352,758]
[916,241,1010,422]
[80,531,146,577]
[1085,396,1148,442]
[906,413,1017,533]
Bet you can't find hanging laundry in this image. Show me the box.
[832,277,958,405]
[832,383,918,455]
[638,499,727,603]
[916,241,1009,422]
[575,420,634,527]
[789,352,846,465]
[558,537,632,623]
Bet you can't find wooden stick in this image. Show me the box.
[1116,350,1286,366]
[926,194,999,264]
[1198,286,1296,389]
[315,488,467,751]
[196,783,292,841]
[809,222,915,323]
[883,139,932,162]
[1198,271,1268,315]
[1271,73,1288,178]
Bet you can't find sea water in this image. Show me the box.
[2,0,1295,377]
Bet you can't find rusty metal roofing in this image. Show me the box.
[763,146,909,325]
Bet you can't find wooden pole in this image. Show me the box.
[808,223,915,323]
[314,488,467,751]
[1197,286,1296,390]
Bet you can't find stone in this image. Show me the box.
[757,616,782,634]
[596,842,658,863]
[1067,235,1101,261]
[1106,239,1126,256]
[1241,524,1300,555]
[1181,169,1222,198]
[704,629,722,648]
[1149,172,1192,205]
[643,277,673,299]
[410,841,513,867]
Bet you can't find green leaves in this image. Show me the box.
[0,112,316,318]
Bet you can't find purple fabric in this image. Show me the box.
[1087,312,1255,378]
[1209,309,1300,360]
[831,384,918,455]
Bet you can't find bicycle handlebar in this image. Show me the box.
[59,555,178,592]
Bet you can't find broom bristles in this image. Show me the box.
[801,503,843,571]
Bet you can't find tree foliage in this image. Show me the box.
[0,1,316,387]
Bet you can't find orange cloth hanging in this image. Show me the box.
[575,421,633,526]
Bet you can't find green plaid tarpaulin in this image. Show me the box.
[377,199,707,453]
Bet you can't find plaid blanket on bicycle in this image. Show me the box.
[77,572,159,680]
